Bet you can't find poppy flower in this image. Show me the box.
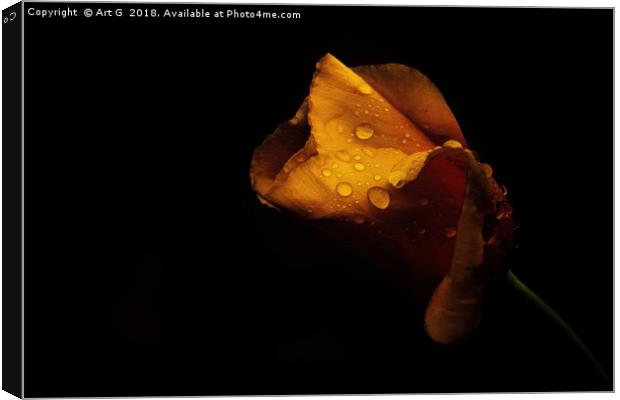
[250,53,516,344]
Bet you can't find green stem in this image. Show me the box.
[507,270,610,387]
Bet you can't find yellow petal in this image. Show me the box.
[354,63,466,147]
[309,53,436,154]
[250,99,312,201]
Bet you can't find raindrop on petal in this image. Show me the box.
[362,148,375,158]
[443,140,463,149]
[336,182,353,197]
[367,187,390,210]
[355,123,375,140]
[336,151,351,162]
[480,163,493,178]
[389,171,407,188]
[353,215,365,224]
[444,227,457,238]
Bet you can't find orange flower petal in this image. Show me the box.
[425,154,513,344]
[309,53,436,154]
[353,62,466,147]
[250,99,314,208]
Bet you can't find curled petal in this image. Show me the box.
[425,153,513,344]
[354,63,466,147]
[309,54,436,154]
[250,99,312,207]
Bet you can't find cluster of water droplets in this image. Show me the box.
[316,82,474,238]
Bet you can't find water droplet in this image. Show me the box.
[495,202,512,219]
[321,169,332,177]
[501,184,508,196]
[336,151,351,162]
[389,171,406,188]
[358,83,373,94]
[307,209,313,214]
[480,163,493,178]
[337,125,344,133]
[444,227,457,238]
[336,182,353,197]
[353,154,362,161]
[373,175,381,181]
[346,138,352,143]
[289,117,299,126]
[355,123,375,140]
[401,139,408,144]
[362,148,375,158]
[374,164,380,168]
[354,110,361,116]
[419,198,429,206]
[374,113,380,117]
[443,140,463,149]
[405,133,411,138]
[367,187,390,209]
[353,215,365,224]
[354,163,366,171]
[332,163,339,169]
[384,107,390,112]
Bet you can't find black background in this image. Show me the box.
[23,4,612,396]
